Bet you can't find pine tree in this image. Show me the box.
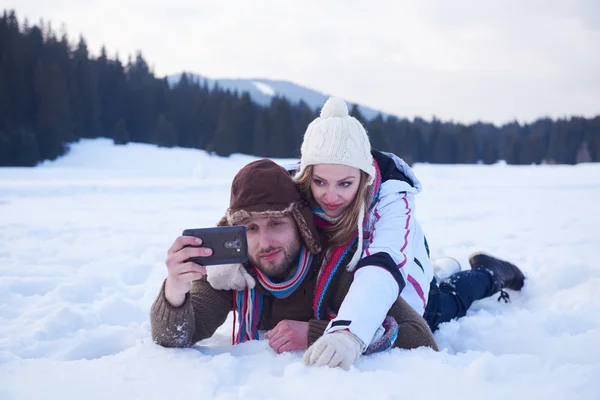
[0,129,11,165]
[426,118,442,162]
[481,134,497,164]
[99,52,127,139]
[290,100,315,151]
[168,73,200,148]
[500,133,520,164]
[0,69,9,130]
[410,122,427,163]
[499,122,521,164]
[349,104,366,124]
[252,108,270,157]
[232,93,256,155]
[583,116,600,162]
[126,52,157,144]
[455,124,477,163]
[268,97,296,158]
[11,127,40,166]
[199,85,224,151]
[156,113,177,148]
[366,114,389,152]
[213,99,237,156]
[576,140,592,163]
[1,11,28,127]
[432,130,458,164]
[395,124,417,166]
[565,117,586,164]
[22,25,44,126]
[518,118,551,164]
[546,118,584,164]
[71,37,101,138]
[34,61,72,160]
[113,119,130,145]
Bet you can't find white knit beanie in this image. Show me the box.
[295,97,375,185]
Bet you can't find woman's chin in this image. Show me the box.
[323,208,344,218]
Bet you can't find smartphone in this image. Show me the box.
[182,226,248,266]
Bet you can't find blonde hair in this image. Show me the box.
[295,165,370,247]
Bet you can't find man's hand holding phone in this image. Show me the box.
[164,236,213,307]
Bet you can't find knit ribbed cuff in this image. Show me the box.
[308,319,330,345]
[161,280,191,309]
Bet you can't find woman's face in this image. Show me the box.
[310,164,361,218]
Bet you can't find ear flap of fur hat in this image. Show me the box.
[292,202,322,254]
[216,214,229,227]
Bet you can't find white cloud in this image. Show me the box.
[5,0,600,124]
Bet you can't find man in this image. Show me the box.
[150,159,438,370]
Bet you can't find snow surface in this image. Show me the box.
[1,138,599,399]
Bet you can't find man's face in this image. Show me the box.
[245,215,301,279]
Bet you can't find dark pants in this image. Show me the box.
[423,269,498,332]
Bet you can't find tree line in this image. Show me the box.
[1,9,598,167]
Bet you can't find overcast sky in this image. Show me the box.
[6,0,600,125]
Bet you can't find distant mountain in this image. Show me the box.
[166,73,386,120]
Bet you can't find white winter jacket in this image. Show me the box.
[362,152,434,313]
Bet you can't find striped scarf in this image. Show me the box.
[312,236,358,319]
[232,243,312,344]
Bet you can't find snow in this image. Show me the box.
[1,138,599,399]
[253,81,276,97]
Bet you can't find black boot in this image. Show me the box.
[469,253,525,293]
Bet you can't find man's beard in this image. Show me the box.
[249,236,301,281]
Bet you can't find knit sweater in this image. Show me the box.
[150,258,439,352]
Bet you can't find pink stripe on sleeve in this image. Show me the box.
[407,274,426,309]
[364,207,381,257]
[397,193,411,268]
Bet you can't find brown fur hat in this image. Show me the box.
[222,159,321,254]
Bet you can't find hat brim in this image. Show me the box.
[227,203,294,226]
[226,202,322,254]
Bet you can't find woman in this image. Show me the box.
[293,97,526,367]
[292,97,435,365]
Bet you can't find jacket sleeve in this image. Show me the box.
[323,188,423,346]
[389,296,438,351]
[307,319,330,345]
[150,278,233,347]
[360,189,419,292]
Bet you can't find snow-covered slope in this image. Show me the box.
[1,139,599,399]
[167,73,385,120]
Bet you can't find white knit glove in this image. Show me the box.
[303,330,365,370]
[206,264,255,291]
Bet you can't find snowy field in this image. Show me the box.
[1,138,599,400]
